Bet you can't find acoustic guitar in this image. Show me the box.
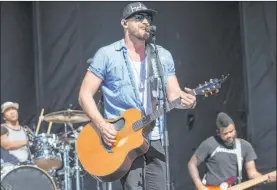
[77,75,228,182]
[205,170,276,190]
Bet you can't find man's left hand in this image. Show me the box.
[180,88,196,108]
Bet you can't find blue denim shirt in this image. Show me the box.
[88,39,176,141]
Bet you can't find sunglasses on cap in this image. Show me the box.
[131,13,153,22]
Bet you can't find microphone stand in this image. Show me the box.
[150,31,173,190]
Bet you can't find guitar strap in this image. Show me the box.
[142,42,160,135]
[146,42,159,109]
[235,138,243,184]
[201,139,243,185]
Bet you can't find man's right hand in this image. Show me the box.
[99,122,117,146]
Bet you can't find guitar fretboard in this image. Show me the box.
[132,97,181,131]
[131,75,227,131]
[132,90,197,131]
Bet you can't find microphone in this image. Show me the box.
[146,25,156,34]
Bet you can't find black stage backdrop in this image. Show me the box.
[1,2,275,190]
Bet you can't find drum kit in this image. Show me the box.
[1,108,111,190]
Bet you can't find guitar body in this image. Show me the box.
[204,186,222,190]
[204,177,236,190]
[203,171,276,190]
[76,108,150,182]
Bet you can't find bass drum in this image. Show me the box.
[1,165,57,190]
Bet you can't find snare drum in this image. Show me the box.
[33,133,62,170]
[1,165,57,190]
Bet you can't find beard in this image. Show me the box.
[223,139,235,148]
[223,133,237,148]
[129,27,150,41]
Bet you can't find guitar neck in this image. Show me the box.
[132,75,228,131]
[228,171,276,190]
[132,90,196,131]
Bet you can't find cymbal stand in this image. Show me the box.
[97,180,101,190]
[102,182,112,190]
[24,125,35,165]
[73,129,81,190]
[63,122,72,190]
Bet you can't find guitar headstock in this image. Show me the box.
[193,74,229,97]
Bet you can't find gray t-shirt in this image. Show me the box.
[195,136,257,185]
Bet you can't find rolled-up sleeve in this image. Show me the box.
[88,48,107,80]
[165,50,176,77]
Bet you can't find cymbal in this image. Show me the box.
[43,109,90,123]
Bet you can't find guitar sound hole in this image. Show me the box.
[112,117,125,131]
[101,117,125,153]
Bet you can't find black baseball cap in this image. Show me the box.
[122,2,157,20]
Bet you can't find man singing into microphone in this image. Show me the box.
[79,2,196,189]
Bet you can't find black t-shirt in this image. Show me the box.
[194,136,257,185]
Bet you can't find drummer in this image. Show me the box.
[0,101,29,163]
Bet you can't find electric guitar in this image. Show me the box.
[205,170,276,190]
[77,75,229,182]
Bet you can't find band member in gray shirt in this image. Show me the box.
[0,102,29,163]
[188,112,276,189]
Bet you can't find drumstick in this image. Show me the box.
[47,122,53,134]
[35,109,44,135]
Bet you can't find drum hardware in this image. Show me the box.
[42,106,89,190]
[72,129,82,190]
[1,107,111,190]
[1,165,57,190]
[24,125,36,165]
[62,120,83,190]
[62,132,72,190]
[44,107,81,190]
[16,113,64,189]
[32,133,62,170]
[43,109,90,124]
[59,126,84,145]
